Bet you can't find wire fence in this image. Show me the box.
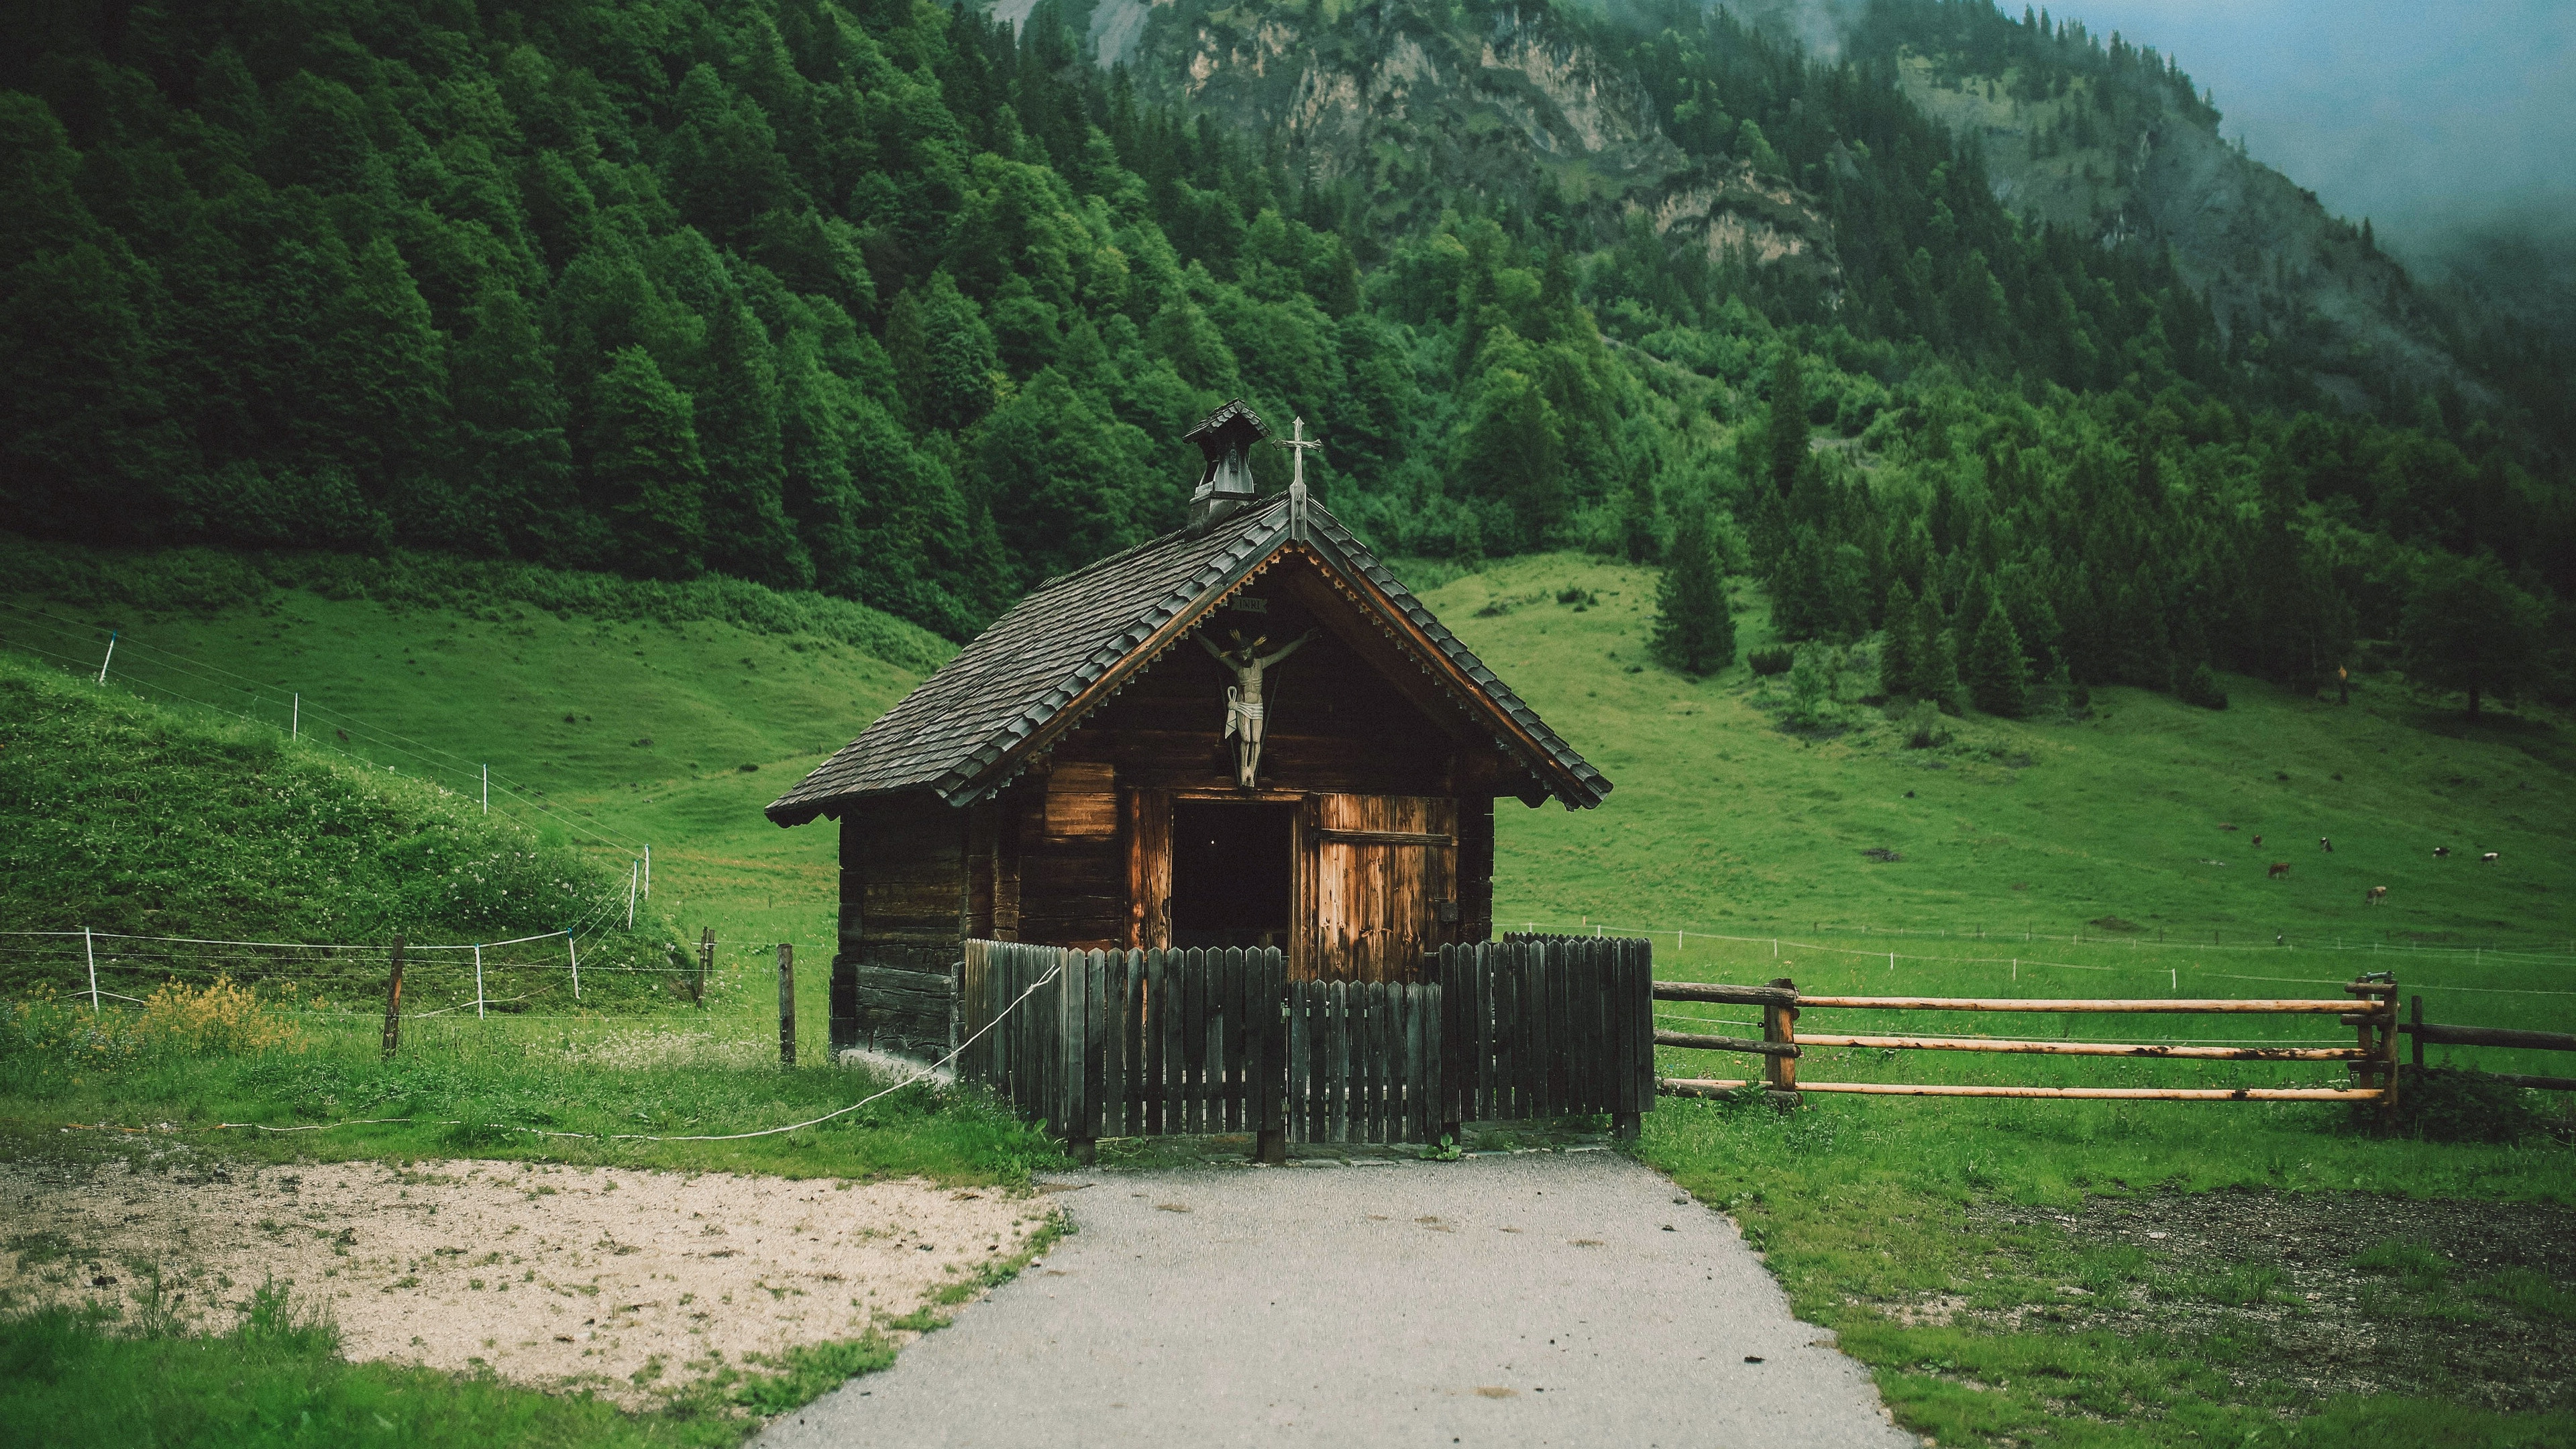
[0,597,658,877]
[0,924,700,1020]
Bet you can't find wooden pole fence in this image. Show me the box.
[1652,975,2400,1110]
[1792,1033,2367,1062]
[1662,1079,2389,1102]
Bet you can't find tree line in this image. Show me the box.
[1,0,2565,716]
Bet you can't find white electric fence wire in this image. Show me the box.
[0,600,647,855]
[214,961,1067,1142]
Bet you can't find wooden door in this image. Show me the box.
[1306,794,1457,982]
[1122,786,1172,949]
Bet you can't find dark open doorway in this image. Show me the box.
[1171,801,1296,950]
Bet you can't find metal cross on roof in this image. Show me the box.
[1273,415,1322,496]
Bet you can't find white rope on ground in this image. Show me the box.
[211,960,1067,1142]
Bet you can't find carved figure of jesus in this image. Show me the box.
[1198,627,1313,789]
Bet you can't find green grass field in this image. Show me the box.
[5,545,2573,1448]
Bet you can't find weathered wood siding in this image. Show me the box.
[1311,793,1458,982]
[1015,759,1122,950]
[833,792,964,1057]
[835,561,1525,1041]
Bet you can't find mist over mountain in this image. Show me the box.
[2022,0,2574,259]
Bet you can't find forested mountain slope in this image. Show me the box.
[1,0,2569,718]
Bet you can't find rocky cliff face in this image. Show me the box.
[1894,54,2478,409]
[1123,0,1839,283]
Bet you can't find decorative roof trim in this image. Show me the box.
[765,491,1608,825]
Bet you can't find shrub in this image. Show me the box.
[2394,1067,2554,1144]
[1748,647,1793,677]
[4,977,306,1075]
[1900,700,1952,749]
[2179,661,2229,710]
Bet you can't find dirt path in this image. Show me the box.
[0,1156,1044,1407]
[758,1150,1917,1448]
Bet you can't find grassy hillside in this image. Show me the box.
[5,548,2571,1449]
[0,549,943,971]
[9,545,2570,993]
[0,654,688,1008]
[1426,553,2575,950]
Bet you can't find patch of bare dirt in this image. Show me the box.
[1944,1191,2576,1411]
[0,1157,1048,1406]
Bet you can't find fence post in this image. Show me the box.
[1612,938,1644,1142]
[381,936,405,1060]
[1255,946,1289,1165]
[778,942,796,1067]
[2378,976,2402,1128]
[567,930,581,1001]
[1764,976,1801,1112]
[83,926,98,1011]
[696,928,712,1008]
[473,944,485,1020]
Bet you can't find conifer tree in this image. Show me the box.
[1880,578,1921,698]
[590,347,707,579]
[453,283,573,555]
[1652,501,1735,676]
[1914,588,1964,714]
[695,296,808,589]
[329,237,453,539]
[1761,347,1809,499]
[1617,462,1660,564]
[1966,599,2030,716]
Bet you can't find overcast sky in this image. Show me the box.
[2046,0,2575,254]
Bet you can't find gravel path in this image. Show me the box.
[759,1150,1914,1448]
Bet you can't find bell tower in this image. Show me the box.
[1183,399,1269,532]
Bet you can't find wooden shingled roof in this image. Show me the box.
[764,486,1610,826]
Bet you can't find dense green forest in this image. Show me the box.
[1,0,2567,710]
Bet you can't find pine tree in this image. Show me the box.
[452,282,574,555]
[1966,599,2030,716]
[1915,588,1964,714]
[1617,462,1660,564]
[1761,347,1809,499]
[588,347,707,579]
[1879,579,1921,698]
[695,296,808,589]
[327,237,453,539]
[1652,502,1735,676]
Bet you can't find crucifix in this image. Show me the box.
[1198,627,1313,789]
[1272,415,1322,496]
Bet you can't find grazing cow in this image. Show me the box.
[2252,835,2263,847]
[2365,885,2388,906]
[2319,837,2334,853]
[2268,862,2292,879]
[2433,846,2451,858]
[2481,851,2500,864]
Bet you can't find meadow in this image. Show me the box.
[5,543,2573,1448]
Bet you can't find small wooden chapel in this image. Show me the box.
[767,401,1610,1057]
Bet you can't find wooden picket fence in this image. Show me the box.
[956,936,1654,1156]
